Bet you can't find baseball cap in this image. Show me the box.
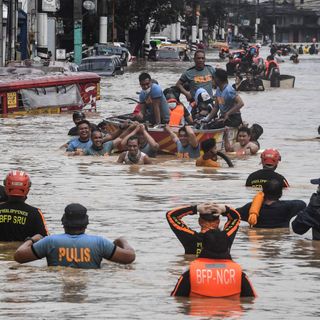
[61,203,89,228]
[310,178,320,185]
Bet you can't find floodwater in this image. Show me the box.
[0,48,319,319]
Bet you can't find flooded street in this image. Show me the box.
[0,48,319,319]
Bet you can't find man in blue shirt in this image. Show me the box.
[66,120,93,155]
[14,203,135,269]
[205,68,244,129]
[137,73,170,125]
[165,124,200,159]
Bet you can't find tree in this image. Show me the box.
[115,0,185,55]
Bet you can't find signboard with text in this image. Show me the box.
[42,0,57,13]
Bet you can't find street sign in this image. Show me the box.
[56,49,66,60]
[42,0,57,12]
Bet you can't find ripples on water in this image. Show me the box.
[0,48,319,319]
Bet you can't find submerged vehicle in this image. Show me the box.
[0,67,100,116]
[93,43,133,66]
[79,55,124,76]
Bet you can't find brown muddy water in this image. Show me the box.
[0,48,319,319]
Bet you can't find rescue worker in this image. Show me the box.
[237,179,306,228]
[264,55,280,80]
[166,202,240,255]
[292,177,320,240]
[0,170,49,241]
[246,149,289,188]
[171,229,256,297]
[14,203,135,268]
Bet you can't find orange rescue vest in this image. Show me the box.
[196,156,220,168]
[265,60,279,78]
[190,258,242,298]
[169,103,185,126]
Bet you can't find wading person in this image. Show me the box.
[171,229,256,298]
[66,120,92,155]
[165,124,200,159]
[68,111,86,136]
[246,149,289,188]
[0,170,49,241]
[224,126,259,155]
[117,136,152,165]
[14,203,136,268]
[166,202,240,255]
[237,179,306,228]
[292,177,320,240]
[83,130,121,156]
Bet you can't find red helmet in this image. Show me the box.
[261,149,281,166]
[4,170,31,197]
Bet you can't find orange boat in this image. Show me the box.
[105,116,237,154]
[0,67,100,117]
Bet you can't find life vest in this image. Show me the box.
[190,258,242,298]
[196,156,220,168]
[265,60,279,78]
[168,99,185,126]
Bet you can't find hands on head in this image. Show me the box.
[198,202,226,215]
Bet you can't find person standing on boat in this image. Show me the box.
[14,203,135,268]
[224,127,259,155]
[136,73,170,125]
[246,149,289,188]
[120,123,159,158]
[0,170,49,241]
[176,49,216,101]
[66,120,92,155]
[117,136,152,165]
[292,178,320,240]
[203,68,244,129]
[237,180,306,228]
[171,229,256,298]
[166,202,240,255]
[164,124,200,159]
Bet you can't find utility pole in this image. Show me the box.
[0,0,3,66]
[10,0,16,61]
[255,0,260,42]
[272,0,276,43]
[74,0,82,65]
